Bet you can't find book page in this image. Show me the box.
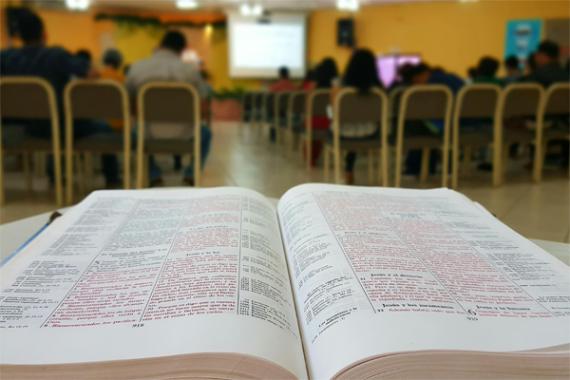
[277,184,570,380]
[0,188,307,379]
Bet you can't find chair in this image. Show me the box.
[304,89,331,170]
[394,85,453,187]
[64,79,131,204]
[0,77,63,206]
[264,92,276,131]
[240,92,254,126]
[274,91,291,145]
[451,84,502,189]
[493,83,544,186]
[136,82,201,188]
[324,88,389,185]
[534,83,570,182]
[286,91,306,155]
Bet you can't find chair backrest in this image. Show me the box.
[137,82,200,140]
[310,89,331,118]
[501,83,543,120]
[65,79,128,121]
[400,84,453,121]
[542,82,570,117]
[0,77,58,120]
[335,87,387,126]
[264,92,275,121]
[454,84,501,121]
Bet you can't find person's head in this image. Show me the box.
[410,63,431,85]
[102,49,123,70]
[160,30,187,55]
[467,67,478,80]
[278,66,290,80]
[18,9,45,45]
[526,53,537,75]
[343,48,381,92]
[398,63,416,85]
[504,55,521,75]
[76,49,92,65]
[535,40,560,67]
[476,56,499,78]
[315,57,338,88]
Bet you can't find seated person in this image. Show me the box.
[336,48,383,184]
[474,56,503,85]
[126,30,212,186]
[0,10,120,187]
[269,67,297,92]
[503,55,522,84]
[523,40,569,87]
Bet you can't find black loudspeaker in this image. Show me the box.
[337,18,355,47]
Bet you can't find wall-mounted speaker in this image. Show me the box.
[337,18,355,47]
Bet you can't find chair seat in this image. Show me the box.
[75,134,124,153]
[144,138,195,155]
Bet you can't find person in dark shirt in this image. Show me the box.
[474,56,503,85]
[503,55,522,84]
[524,40,569,86]
[0,10,120,187]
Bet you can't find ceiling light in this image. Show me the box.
[251,4,263,16]
[240,3,263,17]
[337,0,359,11]
[240,3,252,16]
[176,0,199,9]
[65,0,90,11]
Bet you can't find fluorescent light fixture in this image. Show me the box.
[176,0,199,9]
[240,3,252,16]
[240,3,263,17]
[65,0,90,10]
[251,4,263,16]
[337,0,359,11]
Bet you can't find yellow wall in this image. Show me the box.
[309,0,570,77]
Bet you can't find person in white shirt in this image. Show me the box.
[126,30,212,186]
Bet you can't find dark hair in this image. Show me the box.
[279,66,290,79]
[467,66,478,79]
[315,57,338,88]
[103,49,123,69]
[160,30,187,54]
[343,48,381,93]
[76,49,92,64]
[18,9,44,44]
[537,40,560,60]
[398,63,416,84]
[505,55,520,70]
[477,56,499,77]
[527,53,537,72]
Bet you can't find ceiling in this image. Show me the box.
[29,0,427,12]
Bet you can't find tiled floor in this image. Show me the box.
[1,122,569,242]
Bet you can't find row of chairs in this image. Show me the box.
[1,77,202,206]
[241,83,570,187]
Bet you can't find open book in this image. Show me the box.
[1,184,569,379]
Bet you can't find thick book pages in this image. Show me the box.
[0,188,307,379]
[277,184,570,379]
[1,184,569,379]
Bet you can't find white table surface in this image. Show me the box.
[1,206,569,266]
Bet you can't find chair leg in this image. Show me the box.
[419,147,430,184]
[378,150,384,186]
[323,145,330,182]
[492,142,503,187]
[23,153,33,192]
[75,154,85,197]
[533,140,546,183]
[367,150,374,185]
[333,146,342,184]
[0,145,4,206]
